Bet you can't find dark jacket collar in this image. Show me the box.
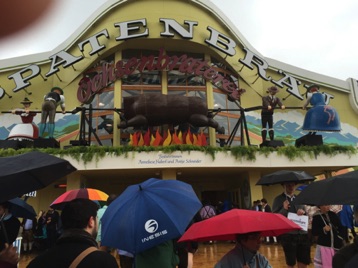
[57,229,98,248]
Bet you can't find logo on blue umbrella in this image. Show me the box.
[145,219,158,233]
[141,220,168,243]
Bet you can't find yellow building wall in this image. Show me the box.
[1,0,356,134]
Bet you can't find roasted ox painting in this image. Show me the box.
[118,94,219,129]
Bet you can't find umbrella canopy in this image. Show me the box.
[7,198,37,219]
[101,178,202,254]
[50,188,109,210]
[256,170,315,186]
[178,209,301,242]
[293,170,358,205]
[0,152,77,203]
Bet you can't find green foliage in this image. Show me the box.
[0,144,356,164]
[276,146,306,161]
[231,146,258,161]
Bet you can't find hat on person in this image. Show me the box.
[51,86,64,95]
[267,86,279,94]
[306,84,320,93]
[20,97,32,104]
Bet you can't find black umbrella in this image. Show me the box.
[293,170,358,205]
[0,198,36,245]
[256,170,315,186]
[0,152,77,202]
[7,198,37,219]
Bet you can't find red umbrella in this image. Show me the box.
[178,209,301,242]
[50,188,109,209]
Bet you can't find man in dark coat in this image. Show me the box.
[27,198,118,268]
[272,182,311,268]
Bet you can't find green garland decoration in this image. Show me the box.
[0,144,356,164]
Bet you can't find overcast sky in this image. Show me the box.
[0,0,357,81]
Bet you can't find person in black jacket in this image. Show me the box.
[312,205,345,267]
[27,198,118,268]
[44,207,59,249]
[272,182,311,268]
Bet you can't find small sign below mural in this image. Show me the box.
[137,153,203,167]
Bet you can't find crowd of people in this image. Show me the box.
[215,183,358,268]
[270,182,358,268]
[2,189,358,267]
[0,197,233,267]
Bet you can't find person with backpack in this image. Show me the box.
[27,198,118,268]
[199,200,216,220]
[199,200,216,244]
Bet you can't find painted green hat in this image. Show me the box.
[21,97,32,104]
[306,84,320,93]
[51,86,63,95]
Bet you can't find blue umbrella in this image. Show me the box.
[7,197,37,219]
[296,185,308,191]
[0,198,36,245]
[101,178,202,254]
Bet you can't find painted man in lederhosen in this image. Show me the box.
[261,86,285,142]
[39,87,66,138]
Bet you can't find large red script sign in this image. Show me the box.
[77,49,239,104]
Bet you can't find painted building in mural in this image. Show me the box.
[1,0,358,211]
